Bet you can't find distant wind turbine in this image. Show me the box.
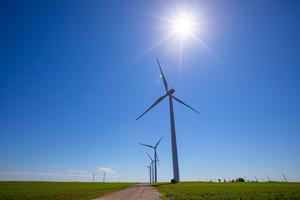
[282,173,287,182]
[146,165,152,183]
[136,58,199,183]
[267,175,271,182]
[139,137,163,183]
[103,172,106,183]
[92,173,96,182]
[147,152,155,183]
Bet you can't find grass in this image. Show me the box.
[0,181,135,200]
[153,182,300,200]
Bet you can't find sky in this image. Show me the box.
[0,0,300,182]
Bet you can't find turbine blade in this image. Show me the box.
[155,137,163,148]
[156,57,168,92]
[136,94,168,120]
[147,152,153,161]
[172,95,199,114]
[139,143,154,148]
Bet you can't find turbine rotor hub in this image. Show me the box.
[167,88,175,95]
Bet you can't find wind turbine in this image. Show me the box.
[267,175,271,182]
[137,58,199,183]
[282,173,287,182]
[146,165,152,183]
[147,152,155,183]
[92,173,96,182]
[103,172,106,183]
[139,137,163,182]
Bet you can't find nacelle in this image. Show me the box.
[167,88,175,95]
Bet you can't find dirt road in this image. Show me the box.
[93,184,161,200]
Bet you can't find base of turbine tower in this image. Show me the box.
[171,179,179,184]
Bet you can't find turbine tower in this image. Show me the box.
[282,173,287,182]
[147,152,155,183]
[137,58,198,183]
[146,165,152,183]
[92,173,96,182]
[103,172,106,183]
[139,137,163,182]
[267,175,271,182]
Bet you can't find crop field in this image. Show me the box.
[154,182,300,200]
[0,181,134,200]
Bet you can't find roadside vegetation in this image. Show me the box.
[154,182,300,200]
[0,181,135,200]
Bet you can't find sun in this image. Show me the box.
[136,6,214,62]
[171,13,196,39]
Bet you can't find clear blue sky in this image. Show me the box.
[0,0,300,182]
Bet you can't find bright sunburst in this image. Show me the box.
[134,5,217,63]
[170,13,197,40]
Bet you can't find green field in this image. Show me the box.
[154,182,300,200]
[0,181,134,200]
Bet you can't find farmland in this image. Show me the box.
[0,181,134,200]
[154,182,300,200]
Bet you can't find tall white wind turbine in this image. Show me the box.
[137,58,198,183]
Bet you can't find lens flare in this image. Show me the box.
[171,13,196,39]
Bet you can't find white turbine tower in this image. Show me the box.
[267,175,271,182]
[137,58,199,183]
[92,173,96,182]
[147,152,155,183]
[146,165,152,183]
[139,137,163,183]
[103,172,106,183]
